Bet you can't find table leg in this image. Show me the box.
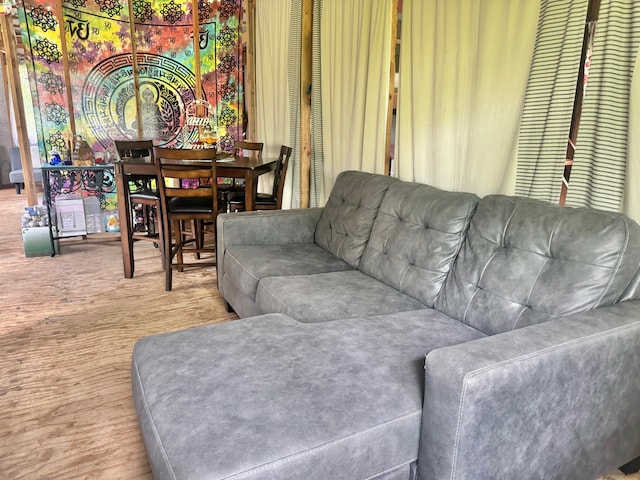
[244,171,256,211]
[115,164,135,278]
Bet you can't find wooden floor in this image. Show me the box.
[0,187,638,480]
[0,187,238,479]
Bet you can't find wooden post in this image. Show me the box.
[192,0,201,100]
[384,0,398,177]
[244,0,257,140]
[559,0,601,205]
[0,52,15,144]
[1,12,37,205]
[299,0,312,208]
[54,0,76,139]
[126,0,143,139]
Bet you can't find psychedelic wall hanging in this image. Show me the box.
[18,0,243,161]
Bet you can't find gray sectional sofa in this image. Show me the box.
[132,171,640,480]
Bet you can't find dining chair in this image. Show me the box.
[114,139,165,267]
[153,146,220,291]
[217,140,264,210]
[228,145,292,211]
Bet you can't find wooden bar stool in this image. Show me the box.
[154,147,221,291]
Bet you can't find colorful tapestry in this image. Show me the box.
[19,0,243,161]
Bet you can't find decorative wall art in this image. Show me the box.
[18,0,244,161]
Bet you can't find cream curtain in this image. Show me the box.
[395,0,539,198]
[316,0,393,203]
[255,0,295,208]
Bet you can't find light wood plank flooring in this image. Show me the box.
[0,187,637,479]
[0,187,237,479]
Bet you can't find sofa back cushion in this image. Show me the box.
[436,195,640,335]
[315,171,397,268]
[360,182,479,307]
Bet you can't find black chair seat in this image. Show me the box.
[228,192,276,206]
[130,189,159,201]
[168,196,224,214]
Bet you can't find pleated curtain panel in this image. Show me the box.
[568,0,640,216]
[255,0,296,209]
[254,0,640,220]
[516,0,589,203]
[314,0,393,205]
[395,0,539,198]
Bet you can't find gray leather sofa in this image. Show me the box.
[132,171,640,480]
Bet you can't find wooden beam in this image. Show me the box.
[1,12,37,205]
[53,0,76,140]
[1,51,16,144]
[126,0,143,139]
[384,0,398,177]
[299,0,312,208]
[559,0,601,205]
[244,0,257,140]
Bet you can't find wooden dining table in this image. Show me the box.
[114,152,277,278]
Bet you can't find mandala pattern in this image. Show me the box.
[64,0,87,7]
[95,0,123,18]
[34,38,62,64]
[218,0,238,20]
[198,0,212,23]
[46,131,67,151]
[29,6,58,32]
[217,25,237,48]
[218,82,236,102]
[218,105,237,127]
[39,69,65,94]
[160,0,184,24]
[219,133,235,152]
[44,103,69,125]
[217,53,237,74]
[133,0,153,22]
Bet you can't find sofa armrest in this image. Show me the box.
[216,208,323,290]
[418,301,640,480]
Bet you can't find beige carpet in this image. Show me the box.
[0,188,637,479]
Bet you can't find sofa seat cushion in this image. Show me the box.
[131,311,486,480]
[360,181,478,307]
[256,270,428,322]
[9,167,43,184]
[224,243,354,301]
[436,195,640,335]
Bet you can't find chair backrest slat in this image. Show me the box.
[114,139,154,160]
[233,141,264,160]
[153,146,219,212]
[273,145,293,209]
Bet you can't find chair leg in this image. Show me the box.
[173,219,184,273]
[154,205,166,270]
[167,219,186,291]
[15,183,20,194]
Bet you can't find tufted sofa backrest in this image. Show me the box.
[315,171,398,268]
[436,195,640,335]
[360,181,479,307]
